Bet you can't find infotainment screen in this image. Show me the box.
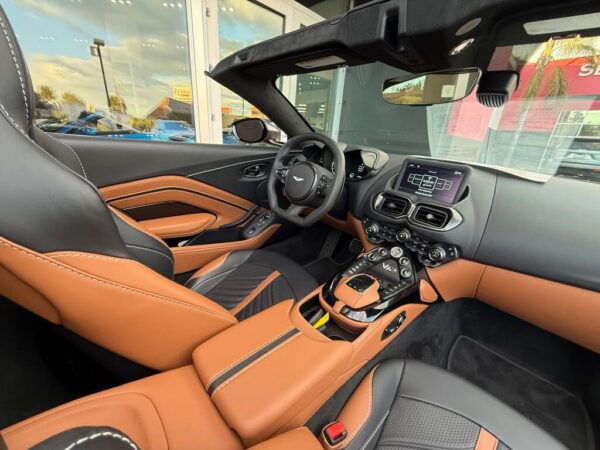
[394,161,465,203]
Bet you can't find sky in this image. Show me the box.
[3,0,310,121]
[3,0,193,117]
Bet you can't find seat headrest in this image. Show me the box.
[0,6,34,133]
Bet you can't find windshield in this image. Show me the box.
[280,35,600,182]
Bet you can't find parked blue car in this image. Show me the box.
[37,112,195,142]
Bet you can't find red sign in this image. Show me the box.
[448,57,600,139]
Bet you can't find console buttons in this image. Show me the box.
[377,247,388,257]
[395,228,411,243]
[316,176,328,197]
[346,275,375,293]
[382,312,406,339]
[342,259,369,277]
[399,257,410,266]
[400,267,413,279]
[379,279,412,299]
[390,246,403,258]
[365,223,379,236]
[428,245,446,262]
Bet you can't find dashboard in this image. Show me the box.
[301,144,389,181]
[292,141,600,293]
[315,147,600,294]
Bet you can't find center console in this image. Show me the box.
[190,241,437,446]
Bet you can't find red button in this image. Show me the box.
[324,421,347,445]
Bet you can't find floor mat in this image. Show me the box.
[448,335,594,450]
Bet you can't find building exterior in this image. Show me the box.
[3,0,353,144]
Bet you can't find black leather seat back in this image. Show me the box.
[0,5,173,277]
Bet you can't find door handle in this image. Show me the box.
[244,163,267,178]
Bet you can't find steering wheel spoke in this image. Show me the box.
[268,133,345,227]
[287,204,306,217]
[275,166,289,183]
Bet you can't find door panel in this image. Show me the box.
[100,175,254,229]
[58,135,277,206]
[70,135,283,274]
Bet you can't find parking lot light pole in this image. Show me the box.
[90,38,111,111]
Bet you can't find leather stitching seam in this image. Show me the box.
[338,369,374,448]
[0,238,236,323]
[211,331,302,395]
[64,431,138,450]
[0,16,29,126]
[125,243,174,264]
[45,131,88,179]
[205,326,295,387]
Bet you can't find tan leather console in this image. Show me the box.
[333,275,380,309]
[427,259,600,354]
[193,289,427,446]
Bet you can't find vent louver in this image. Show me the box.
[374,193,409,218]
[413,205,451,229]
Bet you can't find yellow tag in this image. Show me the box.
[313,312,330,329]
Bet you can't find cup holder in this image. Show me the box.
[299,295,361,342]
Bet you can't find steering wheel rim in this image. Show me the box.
[268,133,345,227]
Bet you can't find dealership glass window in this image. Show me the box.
[3,0,196,143]
[281,35,600,183]
[216,0,284,143]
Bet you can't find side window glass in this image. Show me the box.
[4,0,196,143]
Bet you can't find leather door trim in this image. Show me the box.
[100,176,255,230]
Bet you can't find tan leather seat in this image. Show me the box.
[0,5,316,371]
[1,360,567,450]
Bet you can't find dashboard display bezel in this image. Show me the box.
[393,159,470,205]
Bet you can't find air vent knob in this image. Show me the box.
[395,228,411,243]
[428,245,447,262]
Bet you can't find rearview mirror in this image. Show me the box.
[232,118,280,144]
[383,68,480,106]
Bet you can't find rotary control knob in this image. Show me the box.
[428,245,447,262]
[400,267,413,279]
[365,222,379,237]
[377,247,388,257]
[399,256,410,266]
[390,246,404,258]
[395,228,411,243]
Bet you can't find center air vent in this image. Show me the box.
[373,193,409,218]
[412,205,451,229]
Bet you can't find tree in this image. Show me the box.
[61,91,85,106]
[109,94,127,114]
[38,85,56,101]
[523,36,599,101]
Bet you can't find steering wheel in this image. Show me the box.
[268,133,345,227]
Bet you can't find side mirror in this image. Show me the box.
[232,118,280,144]
[383,68,481,106]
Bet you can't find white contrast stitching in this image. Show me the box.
[64,430,138,450]
[49,253,132,262]
[359,409,390,450]
[0,102,89,184]
[0,15,30,127]
[211,331,302,395]
[205,326,294,387]
[46,131,88,179]
[125,243,174,264]
[0,237,236,323]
